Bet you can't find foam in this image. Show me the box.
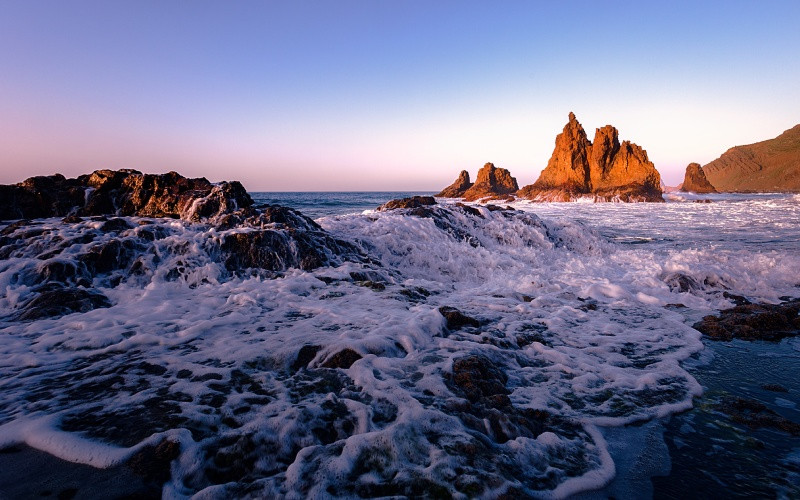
[0,194,798,497]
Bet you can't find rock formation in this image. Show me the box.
[680,163,717,193]
[0,169,252,222]
[435,170,472,198]
[702,124,800,192]
[462,163,519,201]
[517,113,663,202]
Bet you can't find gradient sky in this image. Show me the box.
[1,1,799,190]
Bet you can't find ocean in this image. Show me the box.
[1,191,799,498]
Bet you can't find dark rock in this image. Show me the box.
[693,298,800,341]
[16,287,112,321]
[449,355,509,406]
[0,169,253,222]
[292,345,321,371]
[439,306,480,330]
[126,439,181,485]
[321,348,363,369]
[717,397,800,435]
[377,196,437,211]
[435,170,473,198]
[762,383,789,393]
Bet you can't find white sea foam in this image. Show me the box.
[0,194,798,497]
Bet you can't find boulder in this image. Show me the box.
[435,170,473,198]
[462,163,519,201]
[680,163,717,193]
[518,112,663,202]
[376,196,437,211]
[693,299,800,341]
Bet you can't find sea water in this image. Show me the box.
[0,191,798,498]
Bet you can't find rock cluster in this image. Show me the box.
[518,113,663,201]
[0,169,252,222]
[680,163,717,193]
[693,298,800,341]
[435,163,518,201]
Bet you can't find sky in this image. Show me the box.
[1,1,799,191]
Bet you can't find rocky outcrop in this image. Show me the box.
[0,170,252,222]
[435,170,473,198]
[693,298,800,341]
[702,124,800,192]
[377,196,437,211]
[462,163,519,201]
[680,163,717,193]
[518,113,663,202]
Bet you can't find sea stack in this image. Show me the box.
[435,163,519,201]
[517,113,664,202]
[462,163,519,201]
[680,163,717,193]
[435,170,473,198]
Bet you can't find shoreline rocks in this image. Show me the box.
[0,170,253,222]
[693,298,800,341]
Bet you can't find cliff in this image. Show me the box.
[680,163,717,193]
[702,124,800,192]
[517,113,663,202]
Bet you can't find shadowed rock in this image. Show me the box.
[377,196,437,211]
[439,306,480,330]
[0,170,253,222]
[694,298,800,341]
[16,287,112,320]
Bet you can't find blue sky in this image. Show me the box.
[1,1,799,190]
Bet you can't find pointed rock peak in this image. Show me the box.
[435,169,473,198]
[457,170,470,182]
[568,111,576,122]
[593,125,619,145]
[681,162,716,193]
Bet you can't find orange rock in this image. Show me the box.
[435,170,473,198]
[518,113,663,202]
[680,163,717,193]
[462,163,519,201]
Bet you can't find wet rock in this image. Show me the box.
[518,112,663,202]
[100,217,133,232]
[439,306,480,330]
[694,298,800,341]
[126,439,181,485]
[717,397,800,435]
[377,196,437,211]
[16,287,112,320]
[292,345,321,371]
[435,170,473,198]
[321,348,363,369]
[449,355,510,406]
[0,169,253,222]
[762,383,788,393]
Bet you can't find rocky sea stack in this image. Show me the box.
[435,170,472,198]
[680,162,717,193]
[517,113,663,202]
[435,163,518,201]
